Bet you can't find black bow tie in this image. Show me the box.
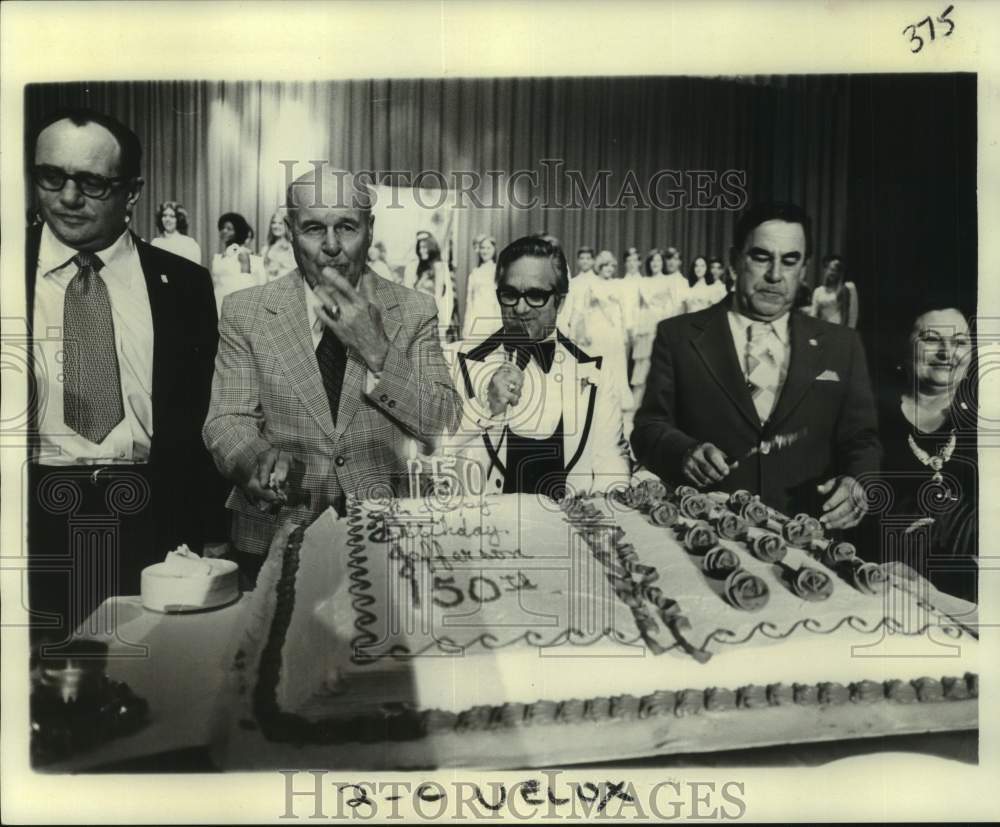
[503,339,556,373]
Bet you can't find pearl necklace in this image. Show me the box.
[907,430,958,504]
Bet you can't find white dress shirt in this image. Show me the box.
[727,308,791,389]
[33,225,154,465]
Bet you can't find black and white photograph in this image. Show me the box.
[2,1,998,823]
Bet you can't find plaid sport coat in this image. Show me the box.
[203,267,461,556]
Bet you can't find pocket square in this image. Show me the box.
[816,369,840,382]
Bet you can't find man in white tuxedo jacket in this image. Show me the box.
[445,236,631,497]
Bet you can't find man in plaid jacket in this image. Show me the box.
[203,168,461,579]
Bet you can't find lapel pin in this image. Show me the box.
[808,338,817,346]
[160,274,169,284]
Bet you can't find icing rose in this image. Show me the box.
[679,494,711,520]
[793,683,819,705]
[850,680,883,704]
[783,519,809,545]
[767,683,795,706]
[914,677,944,703]
[702,547,740,577]
[803,516,825,540]
[821,541,857,568]
[713,513,748,540]
[728,489,754,509]
[884,679,917,704]
[610,695,640,720]
[941,676,970,701]
[639,690,677,719]
[738,684,768,709]
[637,479,668,502]
[724,570,771,610]
[818,682,850,705]
[674,484,698,499]
[750,532,787,564]
[792,566,834,601]
[850,561,888,595]
[674,689,704,717]
[741,500,769,526]
[684,522,718,553]
[649,501,680,527]
[705,687,737,712]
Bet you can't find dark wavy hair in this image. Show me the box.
[217,212,251,246]
[733,201,813,259]
[687,255,713,287]
[155,201,189,234]
[644,248,666,277]
[495,235,569,295]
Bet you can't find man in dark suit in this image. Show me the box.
[631,202,880,529]
[25,108,226,642]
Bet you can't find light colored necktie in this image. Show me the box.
[62,252,125,443]
[745,321,780,424]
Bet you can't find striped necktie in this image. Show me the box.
[745,321,780,424]
[62,252,126,443]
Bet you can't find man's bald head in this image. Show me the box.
[285,166,375,288]
[285,166,373,217]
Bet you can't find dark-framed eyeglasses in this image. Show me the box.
[32,164,132,200]
[496,286,561,308]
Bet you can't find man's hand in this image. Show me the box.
[315,268,391,372]
[242,447,296,510]
[817,475,867,529]
[682,442,731,488]
[486,363,524,417]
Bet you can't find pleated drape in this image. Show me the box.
[25,76,849,316]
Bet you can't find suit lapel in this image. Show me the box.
[134,236,172,442]
[456,328,508,472]
[264,274,338,442]
[690,304,761,430]
[557,331,599,473]
[768,313,826,429]
[333,269,402,437]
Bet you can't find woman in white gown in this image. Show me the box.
[150,201,202,265]
[406,233,456,346]
[560,250,634,425]
[462,234,500,339]
[662,245,690,313]
[629,248,679,410]
[684,255,728,313]
[260,209,297,282]
[210,212,265,314]
[808,254,859,328]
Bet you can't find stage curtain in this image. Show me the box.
[24,76,850,318]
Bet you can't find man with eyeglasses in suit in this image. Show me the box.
[25,107,226,643]
[447,235,631,498]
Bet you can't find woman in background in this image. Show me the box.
[809,254,858,328]
[684,255,728,313]
[211,211,264,312]
[709,256,733,294]
[151,201,201,264]
[630,248,678,411]
[462,234,500,339]
[260,209,296,282]
[368,240,398,283]
[877,305,976,603]
[409,233,456,346]
[662,245,690,312]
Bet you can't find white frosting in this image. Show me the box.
[141,546,239,612]
[274,497,979,717]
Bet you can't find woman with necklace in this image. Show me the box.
[260,209,296,282]
[878,306,977,602]
[151,201,202,265]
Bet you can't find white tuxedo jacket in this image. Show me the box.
[442,329,631,496]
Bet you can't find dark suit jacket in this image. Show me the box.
[631,301,881,516]
[26,224,228,553]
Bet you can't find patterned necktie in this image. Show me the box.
[62,252,125,443]
[316,328,348,426]
[745,321,780,424]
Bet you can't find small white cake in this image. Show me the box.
[141,546,239,612]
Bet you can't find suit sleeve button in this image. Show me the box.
[380,394,389,403]
[495,478,502,488]
[335,456,346,467]
[388,400,396,408]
